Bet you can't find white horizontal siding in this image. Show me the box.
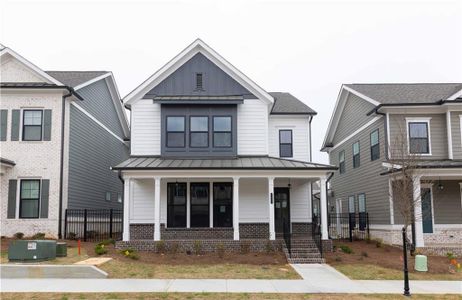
[130,179,155,223]
[239,178,269,222]
[238,99,268,155]
[131,100,161,156]
[269,116,310,162]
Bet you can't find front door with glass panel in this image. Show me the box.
[421,188,433,233]
[274,188,290,233]
[213,182,233,227]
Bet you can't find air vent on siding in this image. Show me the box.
[195,73,203,90]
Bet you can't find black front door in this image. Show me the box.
[274,188,290,233]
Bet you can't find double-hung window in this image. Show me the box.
[190,116,208,148]
[19,179,40,218]
[23,110,43,141]
[213,116,232,148]
[408,121,430,154]
[370,129,380,161]
[166,116,185,147]
[352,141,360,168]
[279,130,293,158]
[348,195,356,228]
[357,193,367,231]
[339,150,345,174]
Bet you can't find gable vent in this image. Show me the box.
[195,73,203,90]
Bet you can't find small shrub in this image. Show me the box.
[156,240,166,254]
[67,232,77,240]
[193,240,202,255]
[339,245,353,254]
[361,251,368,258]
[14,232,24,239]
[216,242,225,259]
[265,240,274,253]
[120,248,139,260]
[169,241,179,256]
[335,256,342,262]
[94,243,107,255]
[100,239,115,246]
[375,239,383,248]
[32,232,46,240]
[240,240,251,254]
[447,252,456,260]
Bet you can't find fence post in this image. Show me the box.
[64,209,68,240]
[348,213,353,242]
[83,209,88,242]
[109,209,113,238]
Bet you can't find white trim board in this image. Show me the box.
[73,72,111,91]
[328,116,382,152]
[405,117,432,156]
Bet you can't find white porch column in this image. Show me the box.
[154,177,161,241]
[233,177,240,240]
[446,111,453,160]
[122,178,131,241]
[413,175,425,247]
[268,177,275,240]
[320,176,329,240]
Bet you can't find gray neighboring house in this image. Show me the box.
[0,46,129,238]
[322,83,462,251]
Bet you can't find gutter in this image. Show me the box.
[1,85,84,101]
[366,99,462,116]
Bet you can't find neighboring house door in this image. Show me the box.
[421,188,433,234]
[274,188,290,234]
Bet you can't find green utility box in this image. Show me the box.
[415,254,428,272]
[56,242,67,257]
[8,240,57,262]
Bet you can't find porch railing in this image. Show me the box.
[64,209,123,242]
[312,214,323,257]
[282,217,291,255]
[328,212,369,241]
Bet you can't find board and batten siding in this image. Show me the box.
[389,114,448,159]
[269,116,310,161]
[131,100,161,156]
[451,111,462,159]
[237,99,268,155]
[130,179,155,223]
[329,118,391,225]
[332,93,376,145]
[67,105,128,209]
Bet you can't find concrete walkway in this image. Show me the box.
[1,264,461,294]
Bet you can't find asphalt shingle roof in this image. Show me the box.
[269,92,317,115]
[0,82,58,88]
[345,83,462,104]
[46,71,108,88]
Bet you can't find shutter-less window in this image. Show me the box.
[0,110,7,141]
[7,179,17,218]
[352,141,360,168]
[11,109,20,141]
[43,110,52,141]
[40,179,49,218]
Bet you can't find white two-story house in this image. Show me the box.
[113,39,335,260]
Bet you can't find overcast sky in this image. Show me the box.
[1,0,461,163]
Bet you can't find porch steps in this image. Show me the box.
[282,237,324,264]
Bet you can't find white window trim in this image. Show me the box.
[16,177,42,219]
[405,117,432,156]
[348,195,355,213]
[19,107,45,143]
[421,183,435,234]
[459,115,462,147]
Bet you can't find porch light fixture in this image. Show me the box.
[288,178,291,189]
[437,178,444,191]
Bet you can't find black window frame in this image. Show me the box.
[195,72,204,90]
[22,109,43,141]
[190,182,210,228]
[352,141,360,168]
[19,179,41,219]
[370,129,380,161]
[408,122,430,154]
[213,182,233,228]
[166,116,186,148]
[167,182,187,228]
[279,129,293,158]
[339,150,345,174]
[212,116,232,148]
[189,116,209,148]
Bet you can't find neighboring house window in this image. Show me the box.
[167,183,187,228]
[22,110,42,141]
[407,120,431,154]
[117,193,122,203]
[105,192,111,201]
[370,129,380,161]
[339,150,345,174]
[166,116,185,147]
[279,130,293,158]
[213,116,232,147]
[352,141,360,168]
[190,183,209,227]
[195,73,203,90]
[190,116,208,148]
[19,179,40,218]
[357,193,367,231]
[348,195,356,228]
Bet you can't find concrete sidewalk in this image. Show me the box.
[1,264,461,294]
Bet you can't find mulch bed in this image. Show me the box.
[325,240,453,274]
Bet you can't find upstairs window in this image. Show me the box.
[408,121,430,154]
[370,129,380,161]
[166,116,185,147]
[352,141,360,168]
[190,116,208,148]
[213,116,232,148]
[279,130,293,158]
[195,73,203,90]
[339,150,345,174]
[23,110,43,141]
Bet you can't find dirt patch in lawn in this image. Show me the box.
[325,240,462,280]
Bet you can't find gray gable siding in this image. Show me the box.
[389,114,448,159]
[332,93,376,145]
[76,79,125,139]
[145,53,256,98]
[67,105,129,210]
[329,118,391,225]
[432,180,462,224]
[451,111,462,159]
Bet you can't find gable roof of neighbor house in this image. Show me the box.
[46,71,109,88]
[269,92,317,115]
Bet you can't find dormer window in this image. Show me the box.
[195,73,203,90]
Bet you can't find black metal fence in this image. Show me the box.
[312,214,323,257]
[64,209,123,242]
[328,212,369,241]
